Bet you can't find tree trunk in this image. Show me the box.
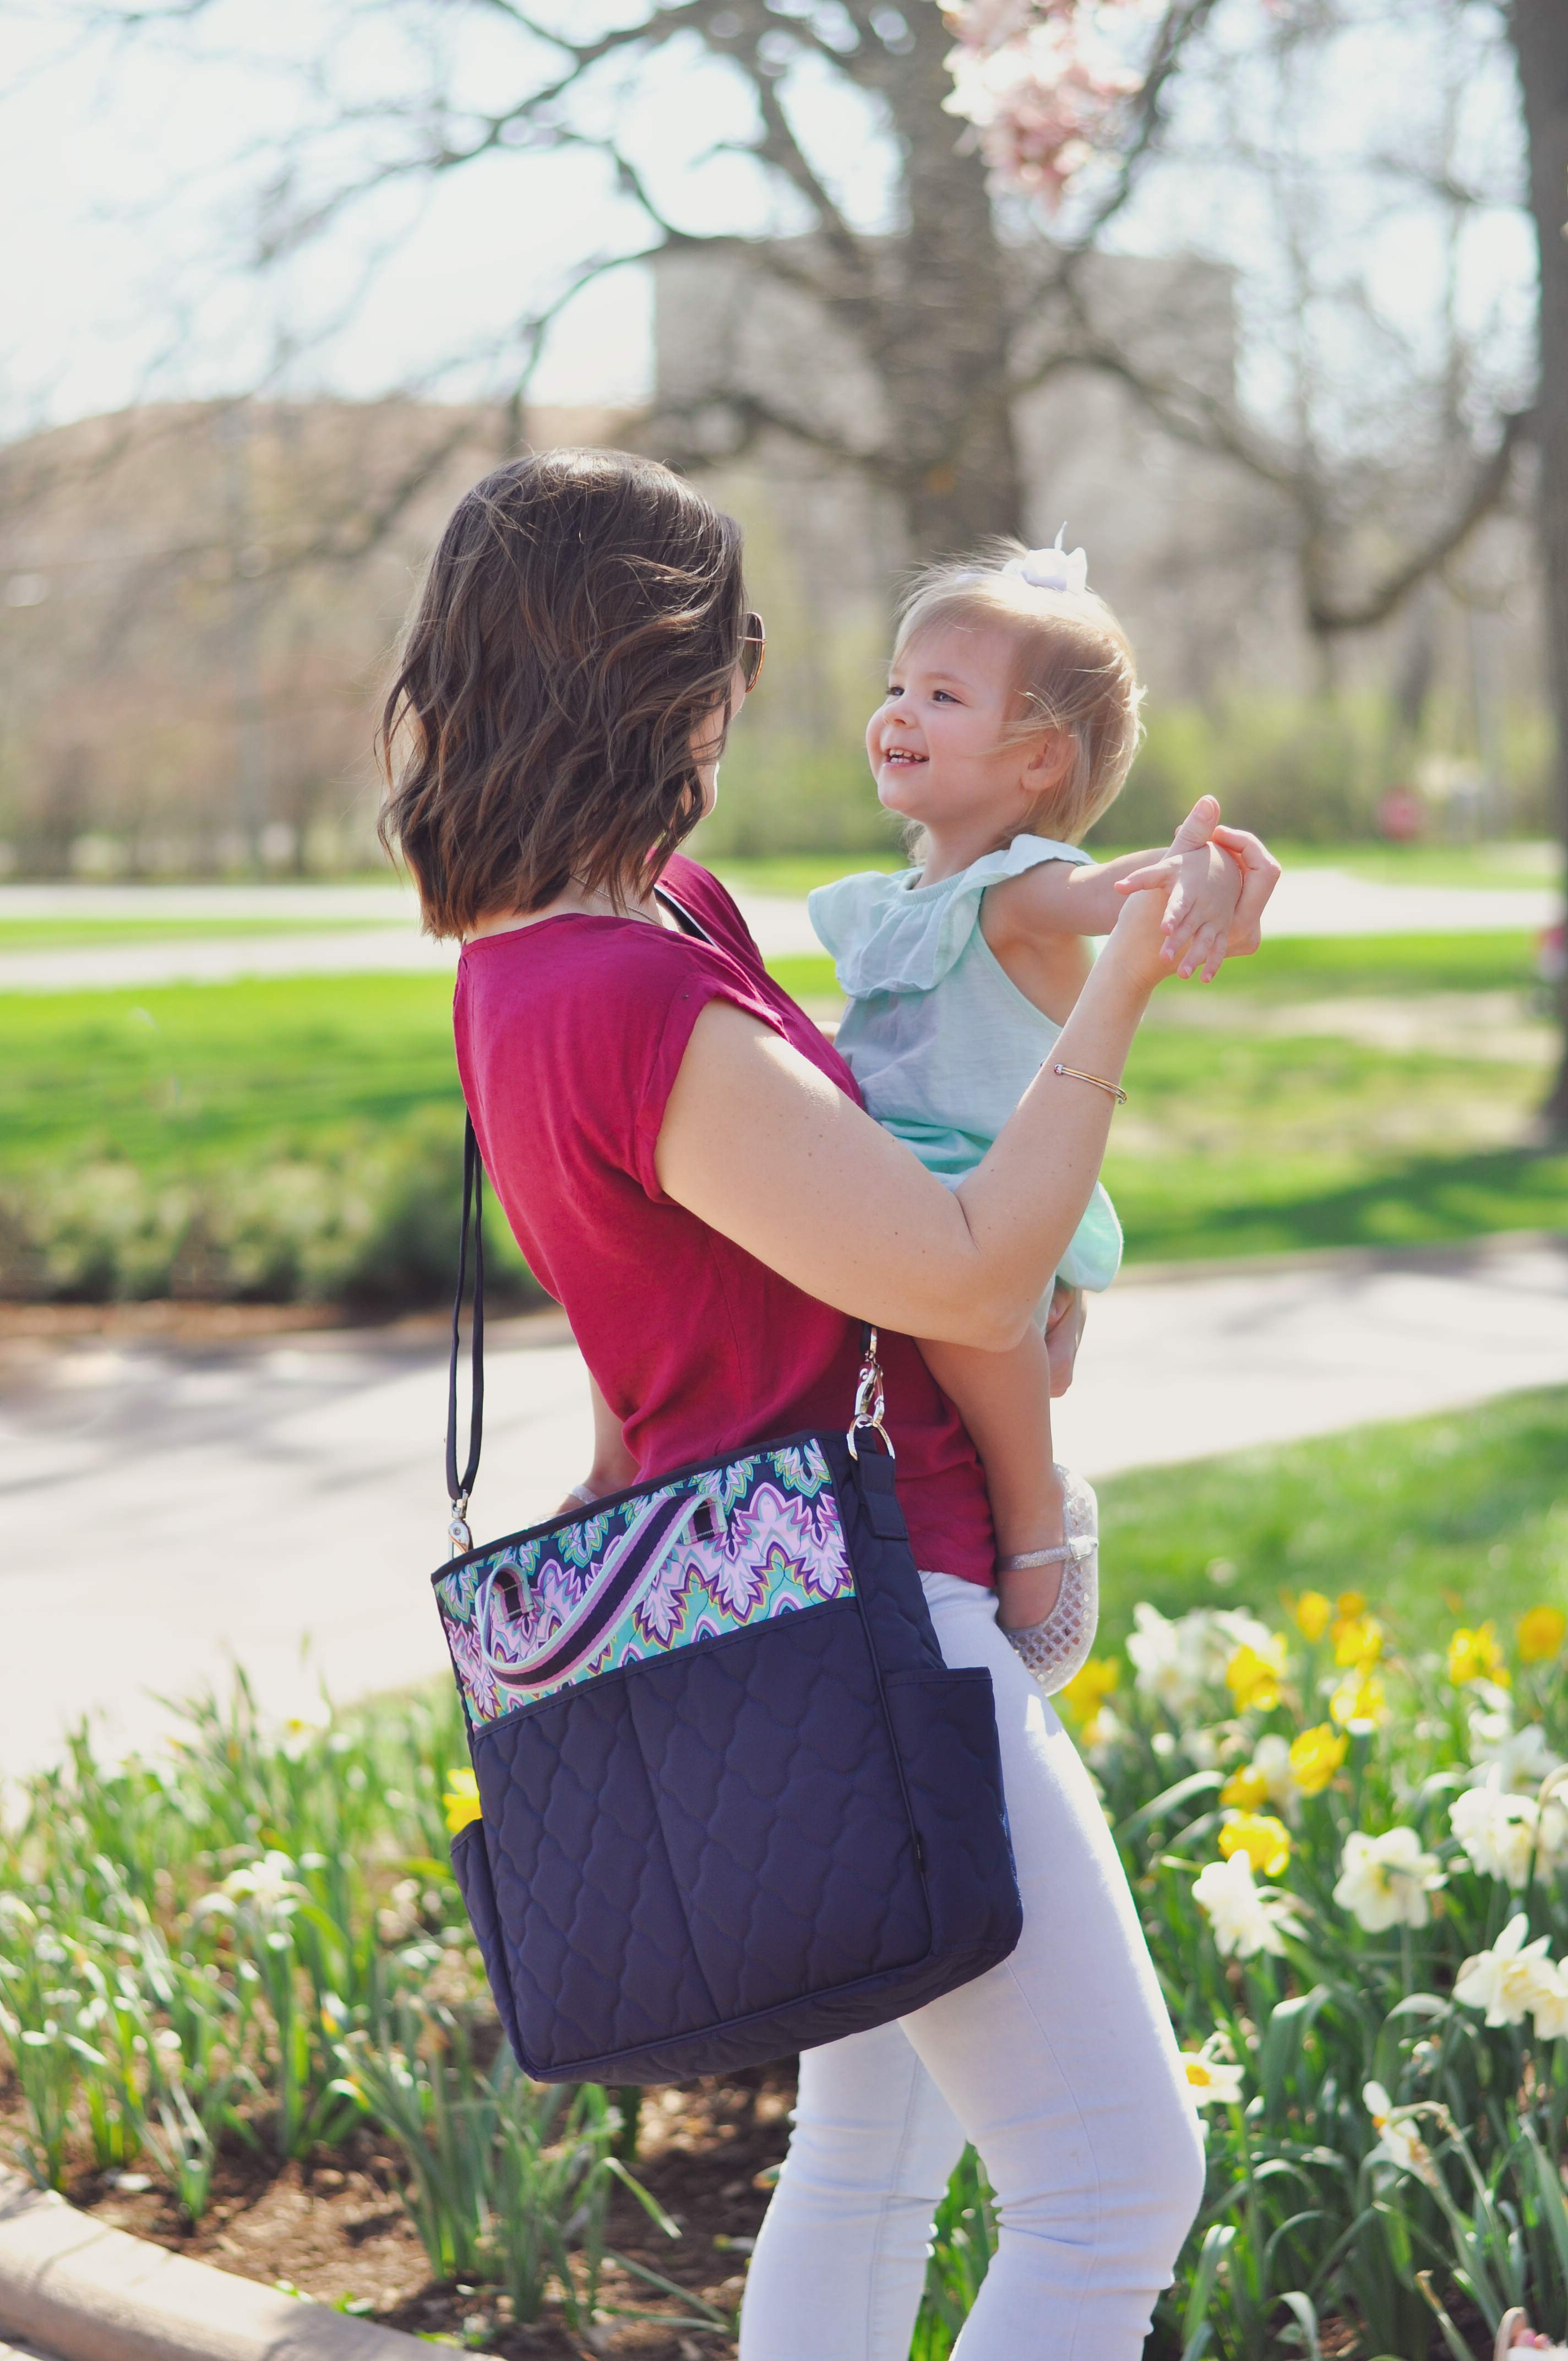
[1511,0,1568,1132]
[876,13,1026,556]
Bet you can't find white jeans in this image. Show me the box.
[738,1572,1206,2361]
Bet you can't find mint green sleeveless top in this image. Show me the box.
[807,835,1123,1293]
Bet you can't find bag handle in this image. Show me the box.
[443,1116,890,1554]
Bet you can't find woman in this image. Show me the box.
[381,447,1278,2359]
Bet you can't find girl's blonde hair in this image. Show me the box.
[894,540,1145,845]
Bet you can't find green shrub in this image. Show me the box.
[1103,697,1392,846]
[0,1111,545,1310]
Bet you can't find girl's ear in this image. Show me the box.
[1019,727,1074,801]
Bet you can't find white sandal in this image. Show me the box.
[999,1466,1099,1696]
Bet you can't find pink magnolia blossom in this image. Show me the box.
[941,1,1147,204]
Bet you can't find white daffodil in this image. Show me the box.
[1363,2082,1440,2185]
[217,1850,306,1917]
[1193,1853,1302,1960]
[1333,1827,1446,1932]
[1467,1712,1562,1795]
[1453,1913,1560,2026]
[1541,1792,1568,1868]
[1126,1604,1208,1717]
[1181,2033,1245,2109]
[1529,1973,1568,2041]
[1250,1733,1300,1813]
[1450,1780,1540,1887]
[1212,1608,1277,1657]
[1128,1604,1272,1716]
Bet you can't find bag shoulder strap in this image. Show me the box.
[445,1113,484,1553]
[443,1116,890,1555]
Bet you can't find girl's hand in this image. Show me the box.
[1044,1283,1085,1397]
[1208,823,1281,955]
[1113,840,1240,981]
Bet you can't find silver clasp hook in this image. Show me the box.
[448,1495,473,1558]
[847,1326,895,1461]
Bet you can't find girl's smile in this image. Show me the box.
[867,622,1069,877]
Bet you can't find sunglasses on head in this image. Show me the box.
[739,610,766,692]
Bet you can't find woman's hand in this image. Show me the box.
[1044,1284,1085,1397]
[554,1372,638,1517]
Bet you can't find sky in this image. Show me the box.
[0,0,1539,448]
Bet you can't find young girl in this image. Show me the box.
[810,536,1247,1693]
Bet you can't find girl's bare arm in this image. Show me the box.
[654,891,1168,1351]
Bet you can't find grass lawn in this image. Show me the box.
[2,934,1562,1283]
[771,929,1567,1263]
[767,928,1548,1010]
[0,916,407,950]
[711,839,1562,899]
[1096,1383,1568,1660]
[1,975,461,1172]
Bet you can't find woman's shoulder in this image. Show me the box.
[809,836,1087,998]
[660,853,764,966]
[456,894,778,1070]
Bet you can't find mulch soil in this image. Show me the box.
[5,2066,798,2358]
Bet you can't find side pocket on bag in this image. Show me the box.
[450,1818,527,2066]
[881,1668,1023,1968]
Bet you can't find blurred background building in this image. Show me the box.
[0,236,1548,879]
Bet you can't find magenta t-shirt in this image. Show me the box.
[452,853,995,1586]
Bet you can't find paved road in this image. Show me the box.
[3,1238,1565,1779]
[0,870,1556,991]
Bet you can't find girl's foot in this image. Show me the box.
[1495,2306,1568,2357]
[1000,1467,1099,1696]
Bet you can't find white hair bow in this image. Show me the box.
[1004,525,1088,596]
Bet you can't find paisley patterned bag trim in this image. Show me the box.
[435,1438,856,1727]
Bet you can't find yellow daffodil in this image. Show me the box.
[1226,1636,1286,1713]
[1336,1591,1367,1618]
[1060,1656,1121,1726]
[443,1767,482,1834]
[1219,1762,1270,1811]
[1332,1612,1384,1669]
[1289,1723,1349,1794]
[1330,1671,1387,1728]
[1446,1623,1511,1689]
[1518,1606,1567,1666]
[1219,1811,1293,1876]
[1290,1591,1332,1642]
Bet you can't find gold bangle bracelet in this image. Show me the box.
[1053,1061,1128,1106]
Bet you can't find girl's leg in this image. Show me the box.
[919,1328,1065,1624]
[904,1573,1208,2357]
[738,2017,966,2361]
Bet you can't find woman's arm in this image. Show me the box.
[655,889,1169,1352]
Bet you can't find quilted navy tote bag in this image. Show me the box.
[435,1120,1022,2085]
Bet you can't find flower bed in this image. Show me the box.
[6,1567,1568,2358]
[1052,1587,1568,2360]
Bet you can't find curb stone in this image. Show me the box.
[0,2174,429,2361]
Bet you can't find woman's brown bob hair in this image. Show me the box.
[378,449,748,937]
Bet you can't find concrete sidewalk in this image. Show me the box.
[0,869,1556,991]
[2,1238,1565,1779]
